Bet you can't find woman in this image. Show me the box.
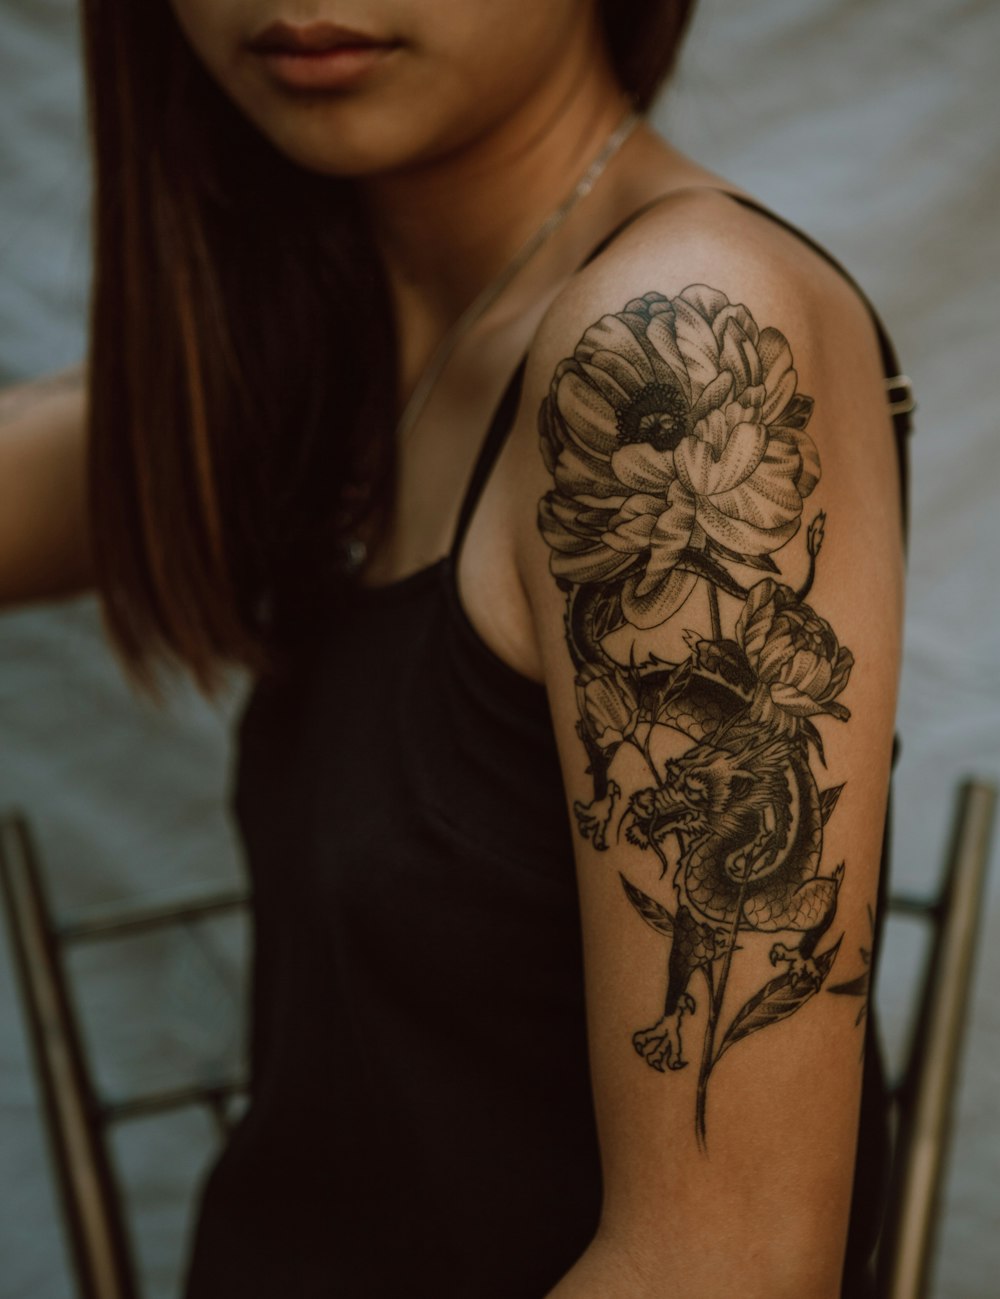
[0,0,911,1295]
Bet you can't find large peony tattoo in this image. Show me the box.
[537,285,865,1146]
[538,285,820,628]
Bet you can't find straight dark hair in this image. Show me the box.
[81,0,697,701]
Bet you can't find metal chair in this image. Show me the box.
[875,778,997,1297]
[0,812,248,1299]
[1,778,996,1299]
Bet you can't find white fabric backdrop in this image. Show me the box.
[1,1,997,1295]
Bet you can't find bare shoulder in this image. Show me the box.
[509,185,904,597]
[535,186,885,376]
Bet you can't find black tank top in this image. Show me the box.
[182,191,913,1299]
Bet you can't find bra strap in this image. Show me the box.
[721,194,915,426]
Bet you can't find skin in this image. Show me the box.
[2,4,906,1294]
[167,0,729,596]
[0,368,91,606]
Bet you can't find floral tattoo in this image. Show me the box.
[537,285,867,1145]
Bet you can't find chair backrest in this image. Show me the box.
[0,807,247,1299]
[876,778,997,1297]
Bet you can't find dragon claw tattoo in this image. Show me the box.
[538,285,866,1145]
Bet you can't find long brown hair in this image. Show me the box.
[81,0,697,701]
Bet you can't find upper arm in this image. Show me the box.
[0,366,93,608]
[510,200,904,1296]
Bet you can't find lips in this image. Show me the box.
[247,20,392,54]
[246,19,401,89]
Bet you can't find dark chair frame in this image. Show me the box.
[1,779,996,1299]
[0,816,247,1299]
[875,779,997,1297]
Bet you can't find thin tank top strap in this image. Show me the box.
[448,197,686,561]
[449,352,529,561]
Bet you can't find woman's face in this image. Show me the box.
[168,1,595,176]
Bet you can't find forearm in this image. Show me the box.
[0,364,92,607]
[0,363,83,424]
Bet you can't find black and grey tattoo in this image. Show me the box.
[537,285,864,1145]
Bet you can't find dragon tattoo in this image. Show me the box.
[537,284,867,1143]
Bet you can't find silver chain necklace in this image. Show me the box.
[344,104,642,576]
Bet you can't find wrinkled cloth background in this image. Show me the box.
[1,1,997,1295]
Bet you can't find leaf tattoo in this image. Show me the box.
[619,873,675,937]
[537,285,857,1146]
[716,937,842,1064]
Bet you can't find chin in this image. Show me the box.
[239,94,472,180]
[258,122,404,177]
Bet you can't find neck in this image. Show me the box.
[358,33,632,346]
